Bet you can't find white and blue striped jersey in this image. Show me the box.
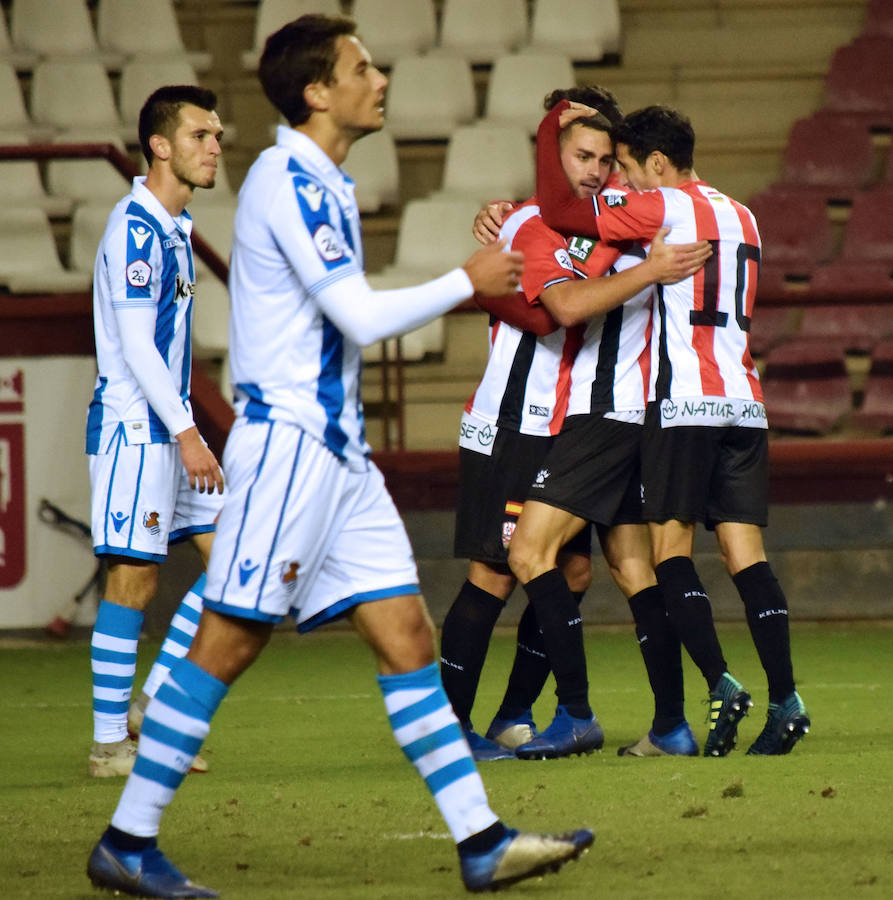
[86,177,197,454]
[227,126,370,469]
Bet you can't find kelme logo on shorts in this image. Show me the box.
[567,236,596,262]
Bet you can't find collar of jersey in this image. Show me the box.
[129,175,192,236]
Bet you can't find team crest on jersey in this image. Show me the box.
[142,510,161,535]
[281,561,300,588]
[313,223,344,262]
[129,225,153,250]
[126,259,151,287]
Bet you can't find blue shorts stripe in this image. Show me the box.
[388,690,446,731]
[425,757,477,795]
[141,718,204,756]
[132,755,183,790]
[401,722,463,763]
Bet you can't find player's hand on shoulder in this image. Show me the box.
[462,239,524,297]
[648,226,713,284]
[472,201,513,245]
[176,426,225,494]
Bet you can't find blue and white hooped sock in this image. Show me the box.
[91,600,144,743]
[378,662,498,843]
[140,575,205,700]
[111,657,227,838]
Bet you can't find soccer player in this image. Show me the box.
[443,87,709,761]
[86,85,226,778]
[86,16,593,898]
[535,100,811,757]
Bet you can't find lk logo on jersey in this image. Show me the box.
[567,236,596,263]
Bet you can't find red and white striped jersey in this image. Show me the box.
[535,102,763,407]
[589,183,763,405]
[464,198,583,437]
[463,189,653,438]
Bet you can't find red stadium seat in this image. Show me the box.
[748,189,835,276]
[762,339,852,434]
[770,111,876,202]
[749,304,801,356]
[795,301,893,353]
[823,35,893,129]
[864,0,893,37]
[851,338,893,433]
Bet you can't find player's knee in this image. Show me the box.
[561,554,592,594]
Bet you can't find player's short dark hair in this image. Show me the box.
[612,105,695,171]
[259,13,357,126]
[544,85,623,126]
[138,85,218,166]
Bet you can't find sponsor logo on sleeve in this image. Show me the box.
[604,194,627,208]
[129,225,152,250]
[313,224,345,262]
[298,182,325,212]
[554,247,574,270]
[567,236,596,262]
[126,259,152,287]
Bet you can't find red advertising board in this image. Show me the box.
[0,369,25,588]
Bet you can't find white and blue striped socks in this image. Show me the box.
[91,600,143,743]
[378,662,498,842]
[111,658,227,838]
[140,575,205,700]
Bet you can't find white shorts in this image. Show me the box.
[203,419,420,631]
[89,431,222,562]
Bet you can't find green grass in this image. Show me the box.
[1,623,892,899]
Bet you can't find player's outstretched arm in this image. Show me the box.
[538,227,711,327]
[472,291,559,336]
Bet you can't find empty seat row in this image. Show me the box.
[242,0,619,69]
[0,0,211,72]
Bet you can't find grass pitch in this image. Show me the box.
[1,622,891,899]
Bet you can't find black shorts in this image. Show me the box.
[640,402,769,528]
[525,414,643,528]
[454,427,592,565]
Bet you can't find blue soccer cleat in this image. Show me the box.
[618,720,699,757]
[485,709,537,750]
[514,706,604,759]
[462,722,516,761]
[460,827,595,892]
[703,672,753,757]
[746,691,811,756]
[87,833,219,898]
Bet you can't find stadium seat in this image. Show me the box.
[30,60,123,138]
[795,302,893,354]
[0,61,53,141]
[864,0,893,37]
[0,207,92,293]
[241,0,343,71]
[761,339,852,434]
[747,189,834,277]
[823,35,893,130]
[95,0,213,73]
[851,338,893,433]
[46,129,135,210]
[118,58,201,144]
[484,52,576,134]
[351,0,436,67]
[527,0,617,59]
[9,0,122,68]
[0,9,37,72]
[0,132,73,218]
[438,0,529,64]
[805,187,893,315]
[768,111,876,203]
[342,128,400,213]
[435,123,533,204]
[68,201,114,277]
[384,55,476,139]
[366,196,482,360]
[748,305,801,357]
